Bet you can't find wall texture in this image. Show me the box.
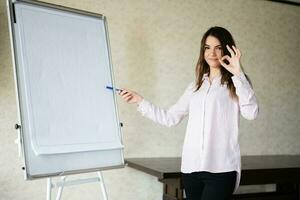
[0,0,299,199]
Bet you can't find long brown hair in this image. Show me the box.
[195,26,250,100]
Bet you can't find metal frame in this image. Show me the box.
[11,0,104,19]
[6,0,27,179]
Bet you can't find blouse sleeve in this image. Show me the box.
[137,82,194,127]
[231,72,259,120]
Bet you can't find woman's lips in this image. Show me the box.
[208,58,219,62]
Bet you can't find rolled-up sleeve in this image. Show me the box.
[137,82,194,127]
[231,73,259,120]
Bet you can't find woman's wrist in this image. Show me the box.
[234,67,242,76]
[136,96,143,105]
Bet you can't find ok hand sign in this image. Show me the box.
[219,45,242,76]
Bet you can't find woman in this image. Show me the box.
[119,26,259,200]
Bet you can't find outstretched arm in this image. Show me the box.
[119,83,194,127]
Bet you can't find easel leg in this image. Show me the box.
[97,171,108,200]
[47,178,52,200]
[56,176,66,200]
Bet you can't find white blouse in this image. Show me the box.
[137,72,259,191]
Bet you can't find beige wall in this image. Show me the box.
[1,0,299,199]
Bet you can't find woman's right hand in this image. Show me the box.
[119,89,143,105]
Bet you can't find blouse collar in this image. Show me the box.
[202,73,222,83]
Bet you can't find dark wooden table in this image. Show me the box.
[126,155,300,200]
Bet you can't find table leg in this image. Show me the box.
[160,178,184,200]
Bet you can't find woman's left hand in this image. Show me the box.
[219,45,242,76]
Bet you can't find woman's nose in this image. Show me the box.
[210,49,216,55]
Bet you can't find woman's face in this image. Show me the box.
[204,36,223,68]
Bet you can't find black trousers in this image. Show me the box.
[182,171,237,200]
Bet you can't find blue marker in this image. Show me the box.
[106,86,122,92]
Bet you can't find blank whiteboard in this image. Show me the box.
[7,0,124,179]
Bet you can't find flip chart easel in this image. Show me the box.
[7,1,125,199]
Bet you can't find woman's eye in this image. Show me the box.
[204,47,209,49]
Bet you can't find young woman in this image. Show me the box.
[119,26,259,200]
